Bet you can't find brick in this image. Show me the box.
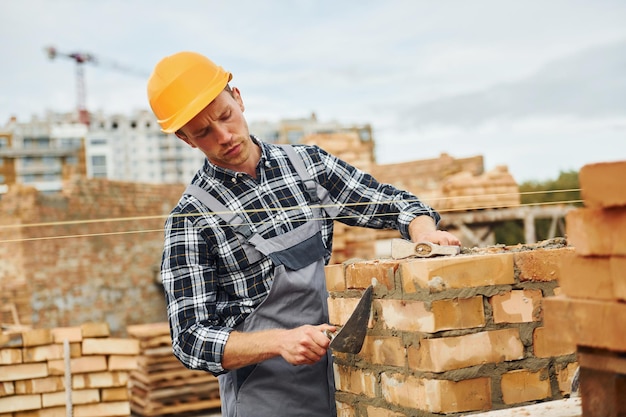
[22,344,64,363]
[14,407,66,417]
[365,405,406,417]
[336,400,355,417]
[378,296,484,333]
[21,329,53,347]
[42,388,100,407]
[566,208,626,256]
[380,372,491,413]
[0,394,41,412]
[0,382,14,397]
[73,401,130,417]
[489,289,543,323]
[333,364,377,397]
[50,327,83,343]
[108,355,138,371]
[559,254,626,301]
[14,376,64,394]
[328,296,373,328]
[0,333,23,348]
[101,387,129,402]
[0,363,48,382]
[324,264,346,292]
[72,371,129,389]
[533,327,575,358]
[401,253,514,292]
[0,349,22,365]
[359,335,405,367]
[408,328,524,372]
[544,296,626,351]
[514,247,575,282]
[501,368,551,405]
[345,260,397,290]
[579,160,626,208]
[556,361,579,396]
[80,322,110,338]
[578,348,626,374]
[579,367,626,417]
[48,356,107,375]
[82,338,139,355]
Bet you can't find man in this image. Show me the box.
[147,51,460,417]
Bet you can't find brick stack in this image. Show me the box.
[325,243,577,415]
[438,165,520,211]
[0,322,137,416]
[544,160,626,417]
[126,322,221,416]
[303,132,378,264]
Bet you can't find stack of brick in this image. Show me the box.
[325,243,577,416]
[303,132,377,264]
[544,160,626,417]
[0,322,137,416]
[438,165,520,211]
[126,322,221,416]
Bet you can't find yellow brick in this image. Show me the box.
[48,356,107,375]
[559,254,626,301]
[501,368,551,405]
[489,289,543,323]
[556,362,579,396]
[514,247,575,282]
[42,388,100,408]
[22,344,64,363]
[401,253,514,292]
[324,263,346,292]
[14,376,64,394]
[408,328,524,372]
[359,336,405,367]
[0,363,48,382]
[365,405,405,417]
[0,349,22,365]
[335,400,355,417]
[80,323,110,338]
[73,401,130,417]
[333,364,377,397]
[380,372,491,413]
[566,208,626,256]
[108,355,138,371]
[328,297,373,328]
[345,260,396,290]
[579,160,626,208]
[0,394,42,413]
[0,382,14,397]
[21,329,53,347]
[14,406,66,417]
[101,387,129,402]
[533,327,575,358]
[72,371,129,389]
[82,338,139,355]
[50,327,83,343]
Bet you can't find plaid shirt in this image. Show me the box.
[161,138,440,375]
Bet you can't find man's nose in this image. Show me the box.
[214,124,232,144]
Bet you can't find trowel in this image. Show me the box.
[327,285,373,354]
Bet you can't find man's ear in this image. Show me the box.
[175,131,196,148]
[231,87,245,112]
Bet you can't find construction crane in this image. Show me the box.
[44,46,148,126]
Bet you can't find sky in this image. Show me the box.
[1,0,625,183]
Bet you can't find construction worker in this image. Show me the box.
[147,51,460,417]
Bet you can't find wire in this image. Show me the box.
[0,196,581,244]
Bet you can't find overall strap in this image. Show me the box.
[183,183,254,240]
[278,144,340,218]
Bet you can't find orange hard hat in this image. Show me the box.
[147,51,232,133]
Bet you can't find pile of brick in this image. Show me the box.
[0,322,137,416]
[325,242,577,415]
[544,160,626,417]
[126,322,221,416]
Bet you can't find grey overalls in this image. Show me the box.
[184,145,339,417]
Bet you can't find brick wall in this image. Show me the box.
[544,160,626,417]
[326,241,578,416]
[0,179,184,335]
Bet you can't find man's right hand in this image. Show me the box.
[222,324,336,370]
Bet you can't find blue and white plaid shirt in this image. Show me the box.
[161,138,440,375]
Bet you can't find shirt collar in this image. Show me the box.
[200,135,271,183]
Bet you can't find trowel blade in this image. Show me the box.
[329,285,373,354]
